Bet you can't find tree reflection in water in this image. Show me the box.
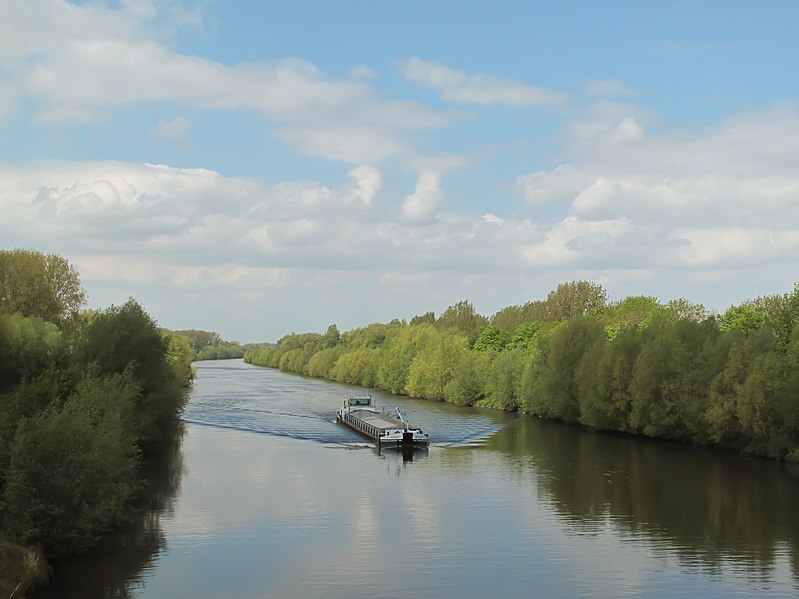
[486,414,799,583]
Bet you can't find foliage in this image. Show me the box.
[164,332,195,388]
[77,299,189,448]
[0,314,62,384]
[406,327,468,401]
[0,254,192,565]
[170,329,245,361]
[541,280,607,321]
[490,301,545,334]
[444,351,489,406]
[409,311,435,326]
[4,372,140,555]
[508,321,539,350]
[0,249,86,324]
[245,279,799,462]
[484,348,524,411]
[435,300,488,343]
[473,325,510,352]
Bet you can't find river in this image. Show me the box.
[36,360,799,598]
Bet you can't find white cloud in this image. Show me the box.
[521,217,633,266]
[513,103,799,276]
[670,228,799,268]
[572,178,627,219]
[348,165,382,205]
[401,57,566,107]
[119,0,158,21]
[515,165,591,206]
[77,254,290,289]
[481,213,505,224]
[0,2,454,165]
[569,102,653,149]
[401,171,444,223]
[1,3,797,341]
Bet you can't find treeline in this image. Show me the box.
[245,281,799,461]
[169,329,251,361]
[0,249,193,595]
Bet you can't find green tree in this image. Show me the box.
[508,322,540,350]
[3,372,140,555]
[331,347,376,385]
[719,303,767,336]
[164,332,195,388]
[406,328,468,401]
[473,325,510,352]
[409,311,435,326]
[490,301,545,334]
[576,326,641,431]
[705,333,752,448]
[665,298,708,322]
[78,299,187,449]
[322,324,341,348]
[435,300,487,343]
[375,323,428,395]
[171,329,222,355]
[306,346,344,378]
[0,249,86,324]
[603,296,661,340]
[486,348,524,411]
[541,281,607,322]
[628,318,714,440]
[444,351,488,406]
[529,317,605,422]
[0,314,62,383]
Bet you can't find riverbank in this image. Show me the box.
[245,301,799,463]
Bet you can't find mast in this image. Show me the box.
[395,407,409,431]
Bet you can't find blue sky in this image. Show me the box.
[1,0,798,342]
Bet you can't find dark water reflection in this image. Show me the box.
[33,360,799,598]
[488,416,799,587]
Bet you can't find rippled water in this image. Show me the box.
[37,360,799,599]
[183,360,505,446]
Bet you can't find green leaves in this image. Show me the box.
[3,372,140,556]
[0,250,86,324]
[244,280,799,462]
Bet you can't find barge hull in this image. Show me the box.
[336,412,428,446]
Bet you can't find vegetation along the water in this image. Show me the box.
[245,280,799,463]
[0,249,195,596]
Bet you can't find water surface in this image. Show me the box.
[37,360,799,598]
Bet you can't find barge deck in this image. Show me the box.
[336,395,429,446]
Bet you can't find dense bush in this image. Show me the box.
[246,282,799,461]
[0,249,194,586]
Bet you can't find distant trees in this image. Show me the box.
[171,329,245,361]
[245,281,799,462]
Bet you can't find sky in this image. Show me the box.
[1,0,798,343]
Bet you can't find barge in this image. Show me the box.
[336,394,429,447]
